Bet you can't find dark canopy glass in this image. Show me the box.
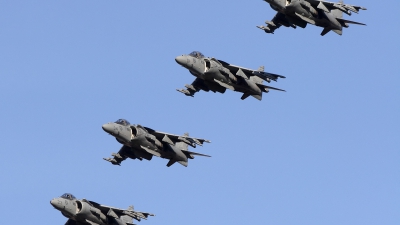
[61,193,76,200]
[115,119,130,126]
[189,51,204,59]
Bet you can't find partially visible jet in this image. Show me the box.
[102,119,211,167]
[175,51,285,101]
[50,193,154,225]
[257,0,366,36]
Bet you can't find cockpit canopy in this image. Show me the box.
[115,119,130,126]
[189,51,204,59]
[61,193,76,200]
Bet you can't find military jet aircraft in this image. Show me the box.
[257,0,367,36]
[175,51,285,101]
[102,119,211,167]
[50,193,154,225]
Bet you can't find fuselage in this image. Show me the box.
[50,194,129,225]
[102,122,188,162]
[175,55,262,96]
[266,0,342,31]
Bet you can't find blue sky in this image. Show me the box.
[0,0,399,224]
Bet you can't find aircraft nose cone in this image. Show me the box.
[102,123,114,134]
[50,198,61,209]
[175,55,187,66]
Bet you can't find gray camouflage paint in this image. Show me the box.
[257,0,366,36]
[175,51,285,101]
[102,119,211,167]
[50,193,154,225]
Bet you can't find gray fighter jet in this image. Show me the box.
[50,193,154,225]
[257,0,366,36]
[102,119,211,167]
[175,51,285,101]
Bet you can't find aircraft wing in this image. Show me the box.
[86,201,154,222]
[176,78,208,96]
[257,12,289,34]
[143,128,210,148]
[217,60,285,83]
[307,0,366,15]
[103,145,130,165]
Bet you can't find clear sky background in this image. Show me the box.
[0,0,399,224]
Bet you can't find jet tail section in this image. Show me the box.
[332,29,342,35]
[251,94,262,101]
[166,158,188,167]
[177,161,188,167]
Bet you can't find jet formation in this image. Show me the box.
[175,51,285,101]
[50,193,154,225]
[102,119,211,167]
[257,0,367,36]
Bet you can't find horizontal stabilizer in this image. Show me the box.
[182,149,211,157]
[337,18,366,26]
[256,83,286,92]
